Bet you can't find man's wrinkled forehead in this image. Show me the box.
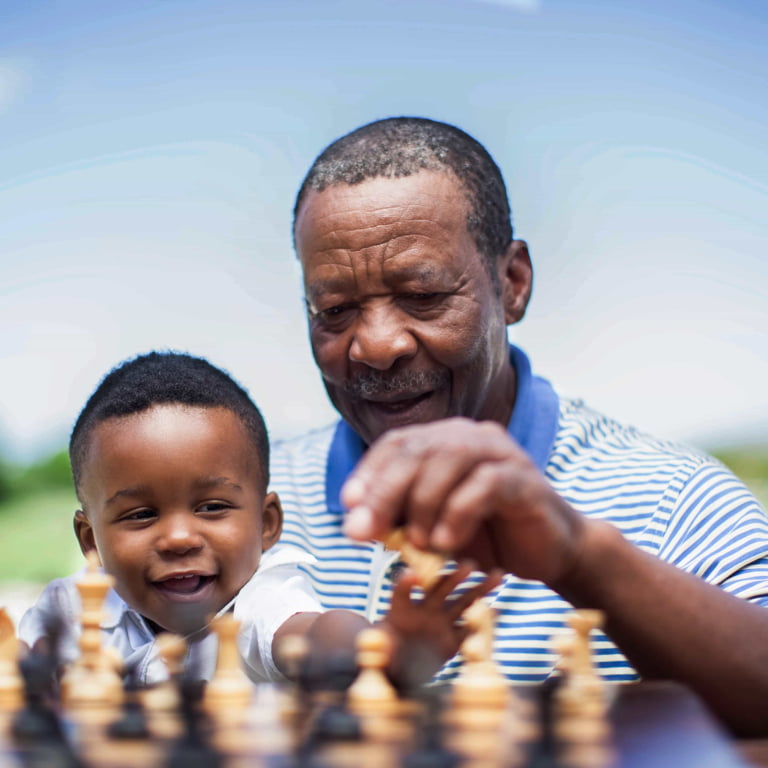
[294,168,473,241]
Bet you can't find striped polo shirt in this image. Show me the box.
[272,345,768,682]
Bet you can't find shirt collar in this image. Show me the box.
[325,344,560,514]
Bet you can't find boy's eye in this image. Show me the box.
[198,501,231,514]
[121,508,156,522]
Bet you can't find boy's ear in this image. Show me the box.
[73,509,101,563]
[261,492,283,552]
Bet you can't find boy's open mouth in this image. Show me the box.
[153,573,215,597]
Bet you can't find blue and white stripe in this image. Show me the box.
[272,354,768,684]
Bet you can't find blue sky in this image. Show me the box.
[1,0,766,461]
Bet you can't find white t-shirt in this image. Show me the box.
[19,544,322,684]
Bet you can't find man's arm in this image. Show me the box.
[340,417,768,735]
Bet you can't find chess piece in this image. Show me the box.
[142,632,187,712]
[203,612,252,712]
[60,552,124,709]
[452,600,509,710]
[449,601,531,767]
[107,664,150,740]
[168,676,224,768]
[555,610,608,720]
[347,628,398,714]
[402,687,460,768]
[347,627,413,751]
[384,529,447,589]
[0,608,23,709]
[310,653,362,744]
[554,610,615,768]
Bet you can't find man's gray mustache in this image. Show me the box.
[342,370,449,399]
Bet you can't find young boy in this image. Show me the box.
[20,351,496,686]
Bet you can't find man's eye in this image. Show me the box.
[409,293,439,300]
[321,304,353,317]
[314,304,356,327]
[403,292,442,307]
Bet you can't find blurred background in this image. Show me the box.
[1,0,766,617]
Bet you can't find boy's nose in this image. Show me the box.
[156,515,204,555]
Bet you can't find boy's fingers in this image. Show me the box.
[421,562,474,605]
[444,570,504,622]
[388,569,424,616]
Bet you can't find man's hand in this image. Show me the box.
[380,562,502,687]
[341,418,590,586]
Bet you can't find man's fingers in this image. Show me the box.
[342,420,518,546]
[341,430,422,541]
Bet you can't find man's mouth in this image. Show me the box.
[365,391,433,411]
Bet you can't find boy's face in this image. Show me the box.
[74,404,281,636]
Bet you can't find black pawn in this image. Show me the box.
[309,653,361,744]
[402,686,461,768]
[166,677,223,768]
[12,652,83,768]
[523,675,561,768]
[108,664,150,740]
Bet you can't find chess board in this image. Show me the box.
[0,679,753,768]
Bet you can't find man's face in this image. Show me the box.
[295,170,519,446]
[74,404,281,635]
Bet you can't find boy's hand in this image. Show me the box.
[379,562,502,688]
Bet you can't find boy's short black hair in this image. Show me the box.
[69,351,269,497]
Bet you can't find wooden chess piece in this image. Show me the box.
[452,600,509,711]
[142,632,187,713]
[60,552,124,710]
[557,610,609,720]
[554,610,615,768]
[383,529,447,589]
[276,633,310,737]
[449,601,532,767]
[347,628,398,714]
[203,612,252,712]
[0,608,23,710]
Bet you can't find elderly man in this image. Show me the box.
[272,116,768,734]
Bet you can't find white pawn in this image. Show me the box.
[203,612,252,712]
[347,627,398,714]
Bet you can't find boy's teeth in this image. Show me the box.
[162,575,204,594]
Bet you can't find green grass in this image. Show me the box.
[712,446,768,509]
[0,446,764,587]
[0,488,84,582]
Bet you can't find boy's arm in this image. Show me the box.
[272,564,501,687]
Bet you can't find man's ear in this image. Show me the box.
[261,492,284,552]
[73,509,100,562]
[499,239,533,325]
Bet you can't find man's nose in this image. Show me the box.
[348,304,417,370]
[156,513,204,555]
